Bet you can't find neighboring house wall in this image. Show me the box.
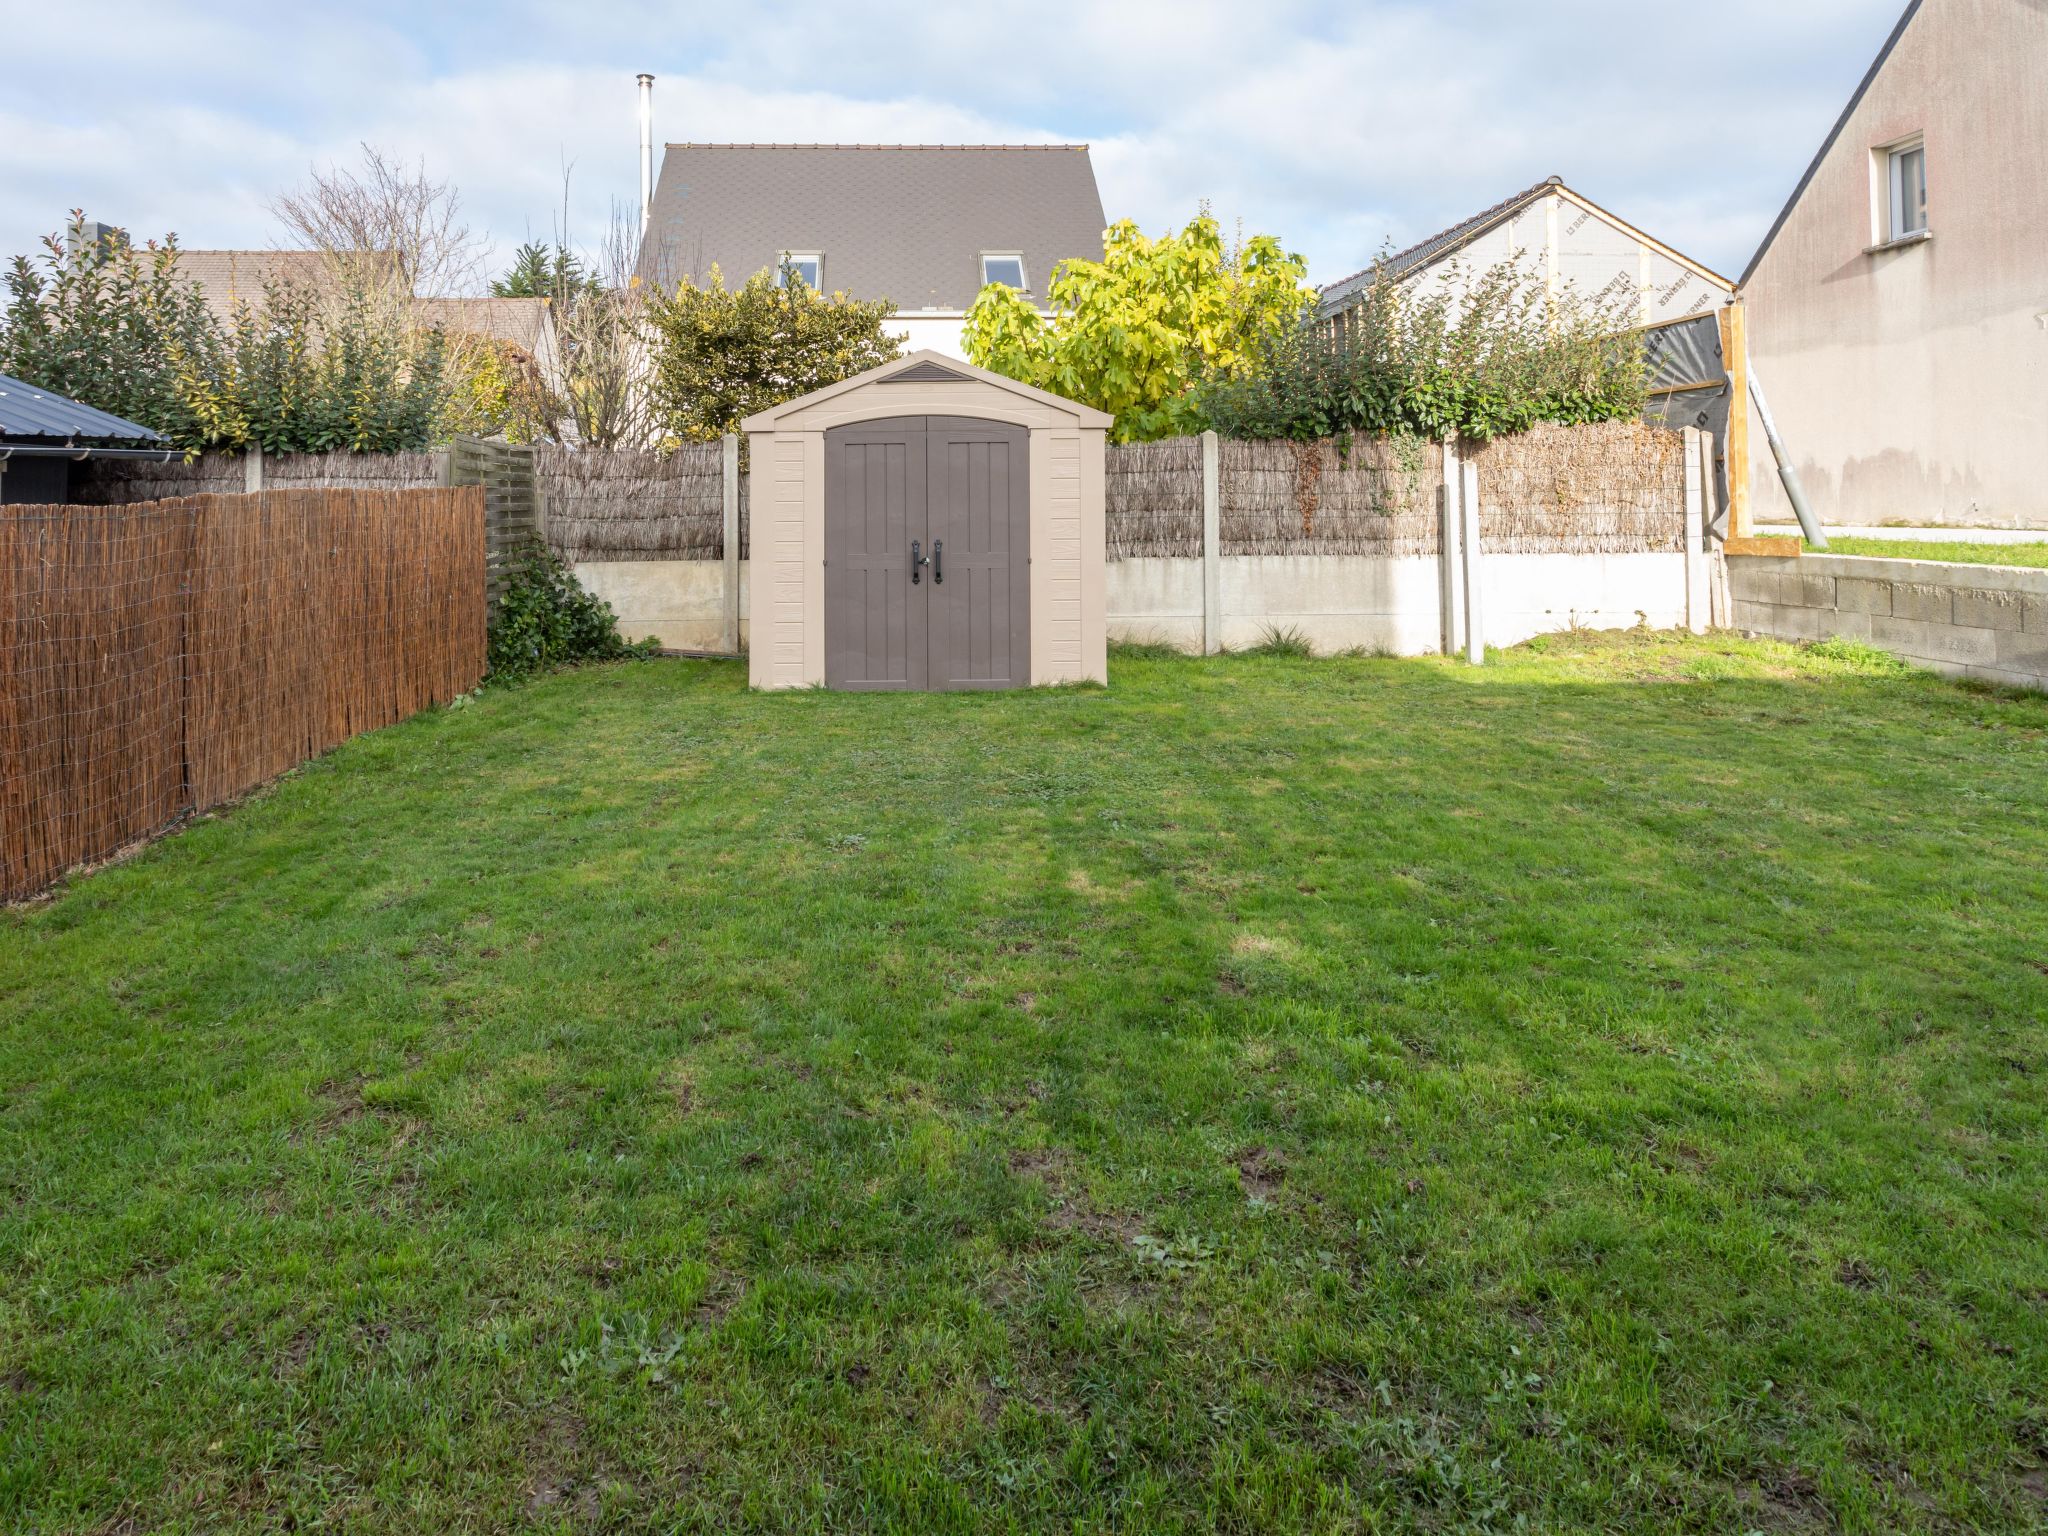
[1741,0,2048,529]
[890,313,973,360]
[1321,181,1732,328]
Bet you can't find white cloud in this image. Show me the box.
[0,0,1906,289]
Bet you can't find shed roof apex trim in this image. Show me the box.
[740,350,1114,431]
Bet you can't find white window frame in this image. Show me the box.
[979,251,1029,293]
[1872,136,1928,247]
[775,250,823,289]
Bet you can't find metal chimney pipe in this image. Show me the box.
[637,74,655,243]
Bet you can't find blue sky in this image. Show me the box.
[1,0,1905,291]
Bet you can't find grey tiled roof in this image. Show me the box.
[1319,177,1564,313]
[0,372,166,444]
[637,144,1107,311]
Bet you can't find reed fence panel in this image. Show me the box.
[1467,421,1687,553]
[1,487,485,900]
[1104,438,1204,558]
[539,444,724,563]
[1218,437,1442,556]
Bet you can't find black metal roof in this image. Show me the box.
[0,372,168,445]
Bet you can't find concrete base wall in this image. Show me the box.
[1731,553,2048,691]
[582,549,1698,663]
[575,560,748,653]
[1108,552,1693,656]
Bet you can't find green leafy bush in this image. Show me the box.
[1201,257,1647,444]
[2,217,456,453]
[963,212,1312,443]
[644,262,901,444]
[487,542,654,680]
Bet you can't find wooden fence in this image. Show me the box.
[445,437,539,607]
[1,487,486,902]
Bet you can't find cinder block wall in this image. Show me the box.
[1731,554,2048,691]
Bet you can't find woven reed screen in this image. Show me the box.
[1466,421,1687,553]
[74,450,439,504]
[539,445,725,563]
[1104,438,1204,558]
[1,487,485,901]
[1218,437,1442,556]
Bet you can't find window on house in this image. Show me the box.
[1884,140,1927,241]
[980,252,1027,291]
[775,251,822,289]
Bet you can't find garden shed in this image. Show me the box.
[742,351,1110,691]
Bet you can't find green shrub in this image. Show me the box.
[2,217,458,454]
[1201,257,1647,444]
[487,543,654,680]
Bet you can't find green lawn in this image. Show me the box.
[5,633,2047,1534]
[1813,536,2048,569]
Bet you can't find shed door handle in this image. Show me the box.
[910,539,925,585]
[932,539,943,584]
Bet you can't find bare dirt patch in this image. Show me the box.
[1237,1145,1287,1200]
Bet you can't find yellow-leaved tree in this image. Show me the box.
[961,212,1312,442]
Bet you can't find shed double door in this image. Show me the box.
[824,415,1030,691]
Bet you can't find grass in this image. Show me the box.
[1812,536,2048,569]
[4,631,2047,1534]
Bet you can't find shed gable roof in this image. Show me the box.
[740,349,1112,431]
[638,144,1108,312]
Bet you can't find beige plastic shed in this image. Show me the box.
[741,351,1110,692]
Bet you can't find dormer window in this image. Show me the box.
[775,251,822,289]
[980,252,1027,292]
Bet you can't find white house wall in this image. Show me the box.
[1398,193,1730,324]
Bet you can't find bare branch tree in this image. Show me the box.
[551,203,665,450]
[271,144,482,297]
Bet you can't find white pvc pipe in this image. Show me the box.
[637,74,655,243]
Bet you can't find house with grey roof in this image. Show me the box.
[1318,176,1733,331]
[636,143,1108,358]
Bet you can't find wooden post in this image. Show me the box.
[1682,426,1707,634]
[1439,440,1463,656]
[1718,301,1752,539]
[722,433,741,655]
[1460,459,1484,665]
[243,445,263,495]
[1200,430,1220,656]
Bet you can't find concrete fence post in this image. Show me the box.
[1439,440,1464,656]
[1459,458,1484,665]
[722,432,741,655]
[244,445,263,495]
[1682,426,1707,635]
[1201,430,1221,655]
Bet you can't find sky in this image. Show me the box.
[1,0,1907,292]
